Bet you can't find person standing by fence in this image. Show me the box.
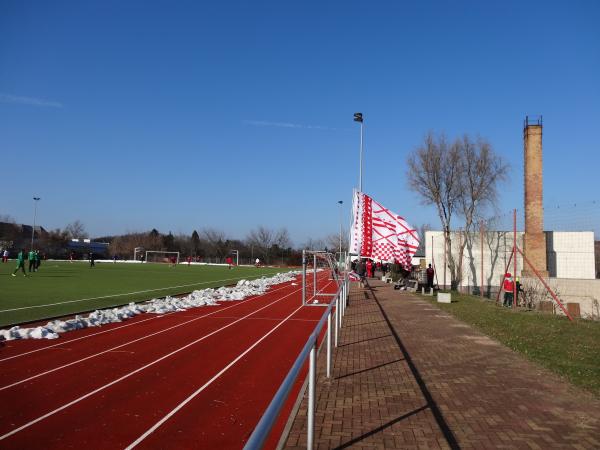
[503,273,514,307]
[426,264,435,290]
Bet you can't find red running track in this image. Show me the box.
[0,271,338,449]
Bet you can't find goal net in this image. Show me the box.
[145,251,180,264]
[302,250,340,305]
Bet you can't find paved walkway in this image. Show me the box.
[283,280,600,449]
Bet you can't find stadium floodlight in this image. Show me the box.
[353,112,364,192]
[31,197,41,250]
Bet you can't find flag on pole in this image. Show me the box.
[350,190,420,269]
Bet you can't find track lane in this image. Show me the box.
[3,270,332,446]
[0,281,312,436]
[0,278,303,385]
[131,298,336,449]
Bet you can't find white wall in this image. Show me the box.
[426,230,596,288]
[546,231,595,279]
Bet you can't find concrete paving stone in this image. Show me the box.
[282,280,600,449]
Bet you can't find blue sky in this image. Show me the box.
[1,0,599,244]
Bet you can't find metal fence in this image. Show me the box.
[244,275,349,450]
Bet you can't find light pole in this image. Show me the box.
[353,112,364,192]
[337,200,343,254]
[31,197,41,250]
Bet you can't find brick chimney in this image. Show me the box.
[523,116,548,277]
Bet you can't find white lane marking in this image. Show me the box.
[126,277,336,449]
[0,272,290,313]
[0,282,298,391]
[0,281,319,441]
[0,315,164,363]
[0,276,297,363]
[126,303,304,449]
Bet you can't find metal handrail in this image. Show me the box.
[244,277,348,450]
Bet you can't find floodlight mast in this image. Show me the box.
[31,197,41,250]
[337,200,343,254]
[353,113,364,192]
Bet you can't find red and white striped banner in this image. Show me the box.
[350,190,420,269]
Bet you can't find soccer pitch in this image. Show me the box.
[0,261,287,327]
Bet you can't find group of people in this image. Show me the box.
[351,258,382,287]
[502,272,523,307]
[11,249,42,276]
[351,259,383,279]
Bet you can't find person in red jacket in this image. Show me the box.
[366,259,373,278]
[503,272,515,307]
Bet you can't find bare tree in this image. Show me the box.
[457,135,509,287]
[325,229,348,253]
[407,132,508,290]
[274,228,291,249]
[302,237,326,251]
[201,228,228,259]
[407,132,462,288]
[64,220,89,239]
[246,226,280,263]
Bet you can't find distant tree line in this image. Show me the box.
[105,225,348,265]
[0,213,348,266]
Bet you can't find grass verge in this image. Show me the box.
[424,291,600,397]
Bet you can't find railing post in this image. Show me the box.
[307,343,316,450]
[340,284,346,318]
[334,298,338,348]
[313,253,317,298]
[302,250,306,305]
[326,312,331,378]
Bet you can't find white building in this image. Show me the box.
[426,230,595,288]
[425,230,599,318]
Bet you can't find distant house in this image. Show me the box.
[0,222,47,250]
[67,238,110,256]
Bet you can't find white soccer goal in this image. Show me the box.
[133,247,144,261]
[302,250,340,306]
[145,251,180,265]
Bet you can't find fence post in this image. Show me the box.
[334,298,339,347]
[326,312,331,378]
[302,250,306,305]
[307,344,316,450]
[313,253,317,298]
[343,281,347,316]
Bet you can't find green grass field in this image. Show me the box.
[424,291,600,397]
[0,261,287,327]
